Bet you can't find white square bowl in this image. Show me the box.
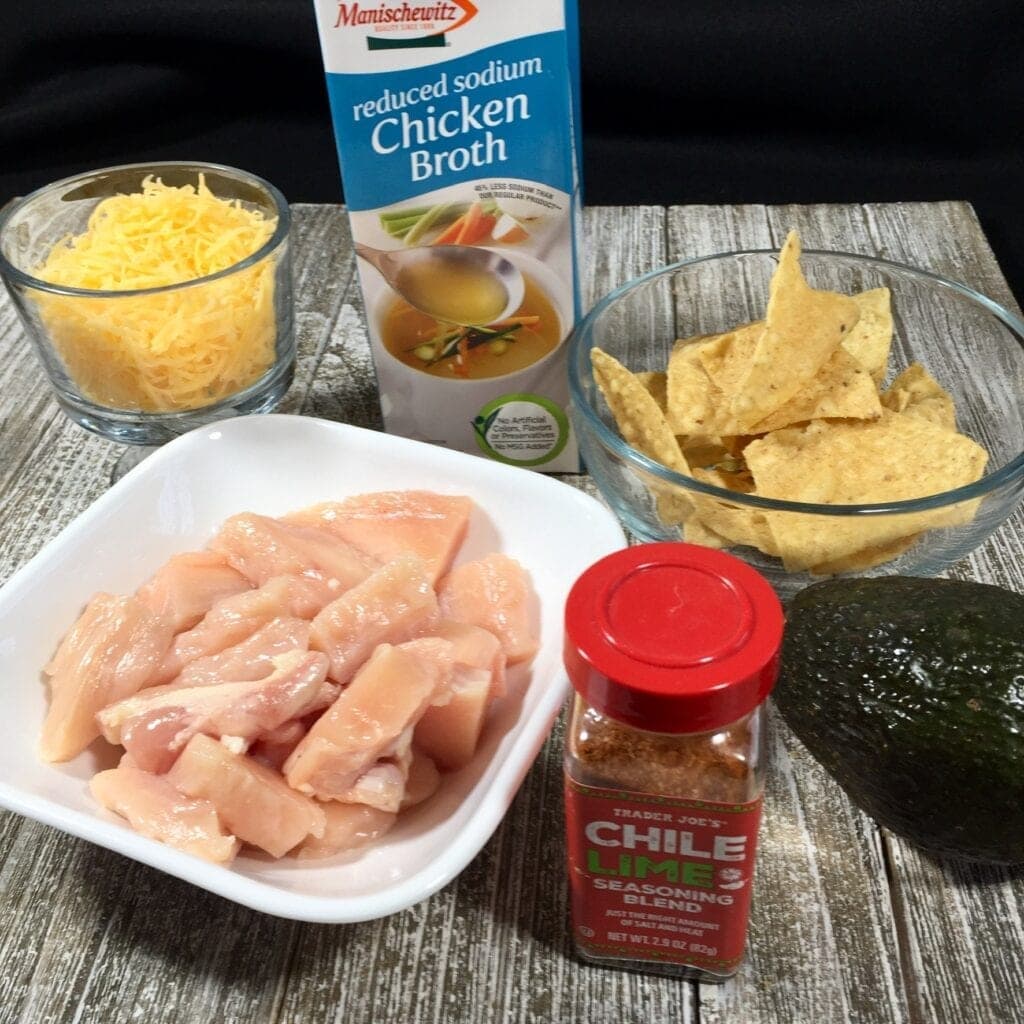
[0,415,625,922]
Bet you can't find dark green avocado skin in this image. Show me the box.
[777,576,1024,864]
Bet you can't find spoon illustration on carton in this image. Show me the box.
[355,243,526,326]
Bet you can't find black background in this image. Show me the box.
[2,1,1022,297]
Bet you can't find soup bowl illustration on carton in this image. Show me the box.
[370,250,574,466]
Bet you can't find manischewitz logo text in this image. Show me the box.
[333,0,478,34]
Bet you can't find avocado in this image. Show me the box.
[777,576,1024,864]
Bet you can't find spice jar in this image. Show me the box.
[563,543,783,980]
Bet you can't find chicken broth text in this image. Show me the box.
[313,0,582,466]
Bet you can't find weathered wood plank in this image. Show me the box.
[859,200,1024,596]
[274,205,697,1024]
[667,204,910,1024]
[0,204,355,587]
[555,204,670,497]
[277,203,360,415]
[0,819,83,1022]
[854,201,1024,1024]
[299,291,384,431]
[1,202,1021,1024]
[0,203,356,1024]
[757,201,1024,1024]
[274,719,696,1024]
[0,301,63,491]
[1,826,297,1024]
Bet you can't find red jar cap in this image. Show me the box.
[564,543,784,733]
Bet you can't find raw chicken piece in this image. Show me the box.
[168,734,326,858]
[210,513,377,590]
[250,719,309,771]
[414,667,492,771]
[136,552,250,633]
[98,651,332,773]
[91,755,239,863]
[41,594,174,762]
[437,555,539,665]
[429,619,507,699]
[401,750,441,809]
[295,803,396,860]
[169,617,310,688]
[285,492,473,584]
[153,575,338,685]
[285,639,454,800]
[334,727,414,814]
[310,555,439,684]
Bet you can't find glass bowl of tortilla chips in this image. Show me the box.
[568,232,1024,598]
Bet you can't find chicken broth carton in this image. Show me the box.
[313,0,582,470]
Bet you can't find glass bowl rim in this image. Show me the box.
[568,247,1024,517]
[0,160,291,299]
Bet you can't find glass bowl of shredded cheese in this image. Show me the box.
[0,162,294,443]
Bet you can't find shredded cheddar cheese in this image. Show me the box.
[33,175,278,413]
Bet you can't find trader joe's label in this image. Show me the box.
[564,779,763,972]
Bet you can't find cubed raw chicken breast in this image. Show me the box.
[401,750,441,809]
[136,552,250,633]
[39,489,542,866]
[169,616,309,688]
[437,554,539,665]
[40,594,174,763]
[168,734,325,858]
[153,575,338,685]
[98,651,332,774]
[285,492,472,584]
[296,803,396,860]
[210,513,377,590]
[429,618,507,699]
[285,639,453,800]
[414,667,492,771]
[249,719,309,771]
[310,555,438,684]
[334,727,414,814]
[91,755,239,864]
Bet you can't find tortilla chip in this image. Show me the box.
[703,461,755,494]
[696,322,764,394]
[667,339,767,437]
[685,450,756,496]
[744,411,988,570]
[592,347,694,522]
[698,504,779,555]
[843,288,893,383]
[593,349,689,473]
[750,347,881,432]
[881,363,956,431]
[809,533,920,576]
[680,439,730,466]
[666,339,726,435]
[683,516,732,549]
[655,492,691,527]
[589,232,986,578]
[720,435,755,458]
[697,319,880,433]
[692,467,779,554]
[731,232,860,429]
[636,370,669,413]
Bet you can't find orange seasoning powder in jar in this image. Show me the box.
[563,543,783,980]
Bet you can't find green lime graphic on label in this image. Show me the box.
[472,393,570,466]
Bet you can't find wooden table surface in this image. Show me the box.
[1,202,1022,1024]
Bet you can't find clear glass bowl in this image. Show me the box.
[568,250,1024,599]
[0,161,294,444]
